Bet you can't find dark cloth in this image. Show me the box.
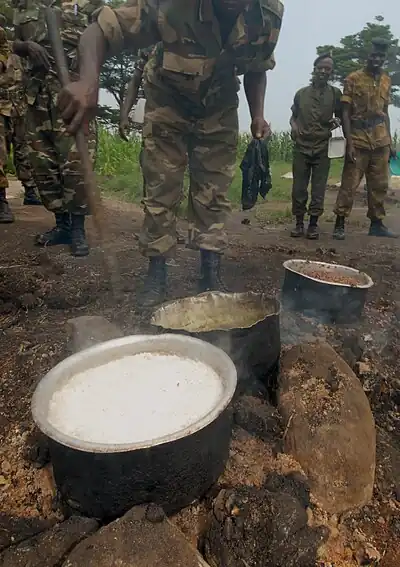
[240,138,272,211]
[291,85,342,156]
[291,149,331,217]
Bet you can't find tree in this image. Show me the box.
[317,16,400,107]
[98,0,138,126]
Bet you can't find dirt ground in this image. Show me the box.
[1,180,400,565]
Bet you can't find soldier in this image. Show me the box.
[0,22,14,223]
[12,0,101,256]
[290,54,342,240]
[58,0,284,306]
[333,38,397,240]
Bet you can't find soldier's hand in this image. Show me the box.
[346,142,356,163]
[119,115,130,141]
[26,41,50,71]
[251,117,271,139]
[58,80,98,134]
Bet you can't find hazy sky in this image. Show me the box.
[100,0,400,133]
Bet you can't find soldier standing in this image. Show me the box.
[58,0,284,306]
[289,55,342,240]
[12,0,101,256]
[0,20,40,223]
[333,39,397,240]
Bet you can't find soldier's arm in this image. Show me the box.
[341,76,354,142]
[334,88,343,121]
[243,71,266,121]
[60,0,160,132]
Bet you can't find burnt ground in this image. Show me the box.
[1,180,400,565]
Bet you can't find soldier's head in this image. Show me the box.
[367,38,390,73]
[313,54,334,87]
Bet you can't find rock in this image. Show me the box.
[66,316,123,353]
[62,505,210,567]
[278,342,376,514]
[233,395,282,444]
[202,479,328,567]
[0,516,98,566]
[0,515,55,553]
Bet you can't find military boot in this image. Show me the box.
[0,191,15,224]
[306,215,320,240]
[199,250,226,293]
[139,257,167,308]
[35,212,71,246]
[70,214,89,257]
[23,187,42,206]
[368,219,398,238]
[333,215,345,240]
[290,216,304,238]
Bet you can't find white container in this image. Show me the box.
[328,136,346,159]
[132,97,146,125]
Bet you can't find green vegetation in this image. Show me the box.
[97,128,344,209]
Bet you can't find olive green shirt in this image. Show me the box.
[291,84,342,156]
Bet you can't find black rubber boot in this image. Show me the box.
[70,214,89,257]
[140,257,167,308]
[35,212,71,246]
[290,216,304,238]
[306,215,320,240]
[23,188,42,206]
[333,215,345,240]
[368,219,398,238]
[0,194,15,224]
[199,250,225,293]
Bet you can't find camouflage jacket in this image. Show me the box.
[13,0,102,102]
[0,30,27,117]
[95,0,283,108]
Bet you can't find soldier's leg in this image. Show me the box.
[307,151,331,239]
[366,146,396,237]
[53,100,95,257]
[0,115,14,224]
[187,104,238,292]
[333,148,369,240]
[138,94,188,306]
[25,98,71,246]
[11,116,41,205]
[291,150,311,237]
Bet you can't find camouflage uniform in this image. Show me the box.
[13,0,100,217]
[291,84,342,218]
[0,38,39,202]
[96,0,283,258]
[334,69,392,220]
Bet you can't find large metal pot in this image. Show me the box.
[282,259,374,323]
[32,334,237,520]
[151,292,281,390]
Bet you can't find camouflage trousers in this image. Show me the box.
[292,149,331,217]
[25,84,96,215]
[0,115,8,190]
[334,146,390,220]
[139,91,238,257]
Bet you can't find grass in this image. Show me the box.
[97,128,344,212]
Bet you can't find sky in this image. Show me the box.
[100,0,400,133]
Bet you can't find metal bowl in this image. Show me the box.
[151,292,281,391]
[282,259,374,322]
[32,334,237,518]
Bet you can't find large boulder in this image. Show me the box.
[278,341,376,514]
[62,504,210,567]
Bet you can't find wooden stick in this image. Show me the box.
[45,7,119,292]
